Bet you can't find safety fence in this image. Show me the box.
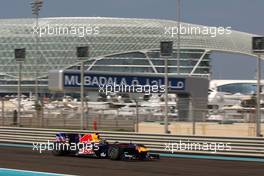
[0,127,263,158]
[0,109,136,131]
[0,97,263,136]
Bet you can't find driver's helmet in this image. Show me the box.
[92,133,101,142]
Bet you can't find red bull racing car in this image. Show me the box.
[52,132,159,161]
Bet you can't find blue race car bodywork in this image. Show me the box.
[52,133,159,160]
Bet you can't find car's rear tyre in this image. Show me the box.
[52,142,67,156]
[108,146,121,160]
[94,150,102,158]
[149,153,160,159]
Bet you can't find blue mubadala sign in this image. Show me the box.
[63,72,185,91]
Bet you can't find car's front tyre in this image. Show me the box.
[108,145,121,160]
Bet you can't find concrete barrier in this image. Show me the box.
[0,126,263,158]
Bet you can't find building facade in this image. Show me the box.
[0,17,260,94]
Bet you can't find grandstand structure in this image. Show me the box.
[0,17,261,93]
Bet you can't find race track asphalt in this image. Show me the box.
[0,146,263,176]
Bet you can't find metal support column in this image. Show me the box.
[160,41,173,134]
[177,0,181,75]
[1,98,4,126]
[135,99,139,132]
[256,55,261,137]
[17,62,22,126]
[164,56,169,133]
[80,61,84,130]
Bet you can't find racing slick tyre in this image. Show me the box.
[149,153,160,159]
[52,142,68,156]
[94,150,102,158]
[108,146,122,160]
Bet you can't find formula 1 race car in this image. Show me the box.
[52,132,159,161]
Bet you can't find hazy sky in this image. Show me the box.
[0,0,263,79]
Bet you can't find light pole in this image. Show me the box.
[85,96,89,129]
[15,48,26,127]
[256,55,261,136]
[135,99,139,132]
[252,36,264,137]
[1,98,4,126]
[76,46,89,130]
[132,97,141,133]
[130,94,142,133]
[31,0,43,111]
[177,0,181,75]
[160,41,173,134]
